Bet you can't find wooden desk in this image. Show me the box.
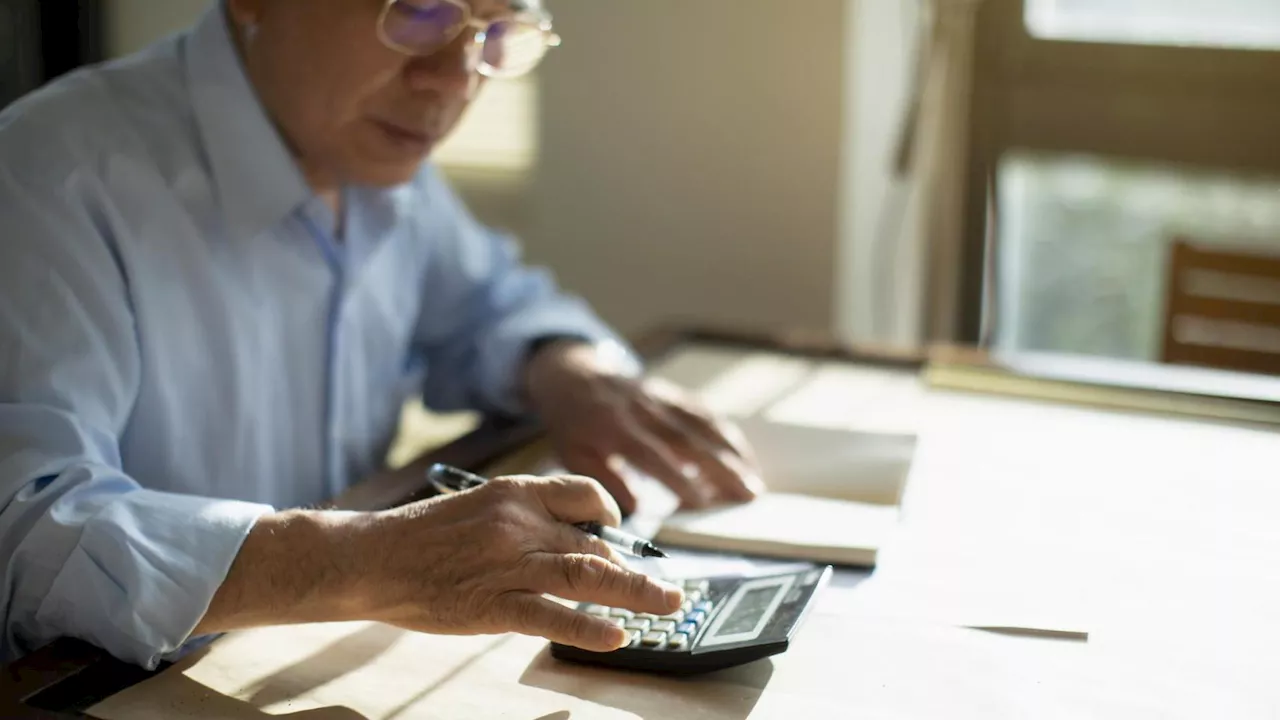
[0,327,919,718]
[6,327,1280,718]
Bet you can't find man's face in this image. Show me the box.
[229,0,509,188]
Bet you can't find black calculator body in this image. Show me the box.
[550,564,833,675]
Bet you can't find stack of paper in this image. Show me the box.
[646,417,914,567]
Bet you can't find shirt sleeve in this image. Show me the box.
[0,166,272,669]
[411,166,642,416]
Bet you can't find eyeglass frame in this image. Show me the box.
[375,0,562,78]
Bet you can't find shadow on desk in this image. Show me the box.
[519,648,773,720]
[92,672,371,719]
[241,624,401,710]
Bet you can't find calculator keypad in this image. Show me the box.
[640,631,666,647]
[552,565,834,675]
[583,577,721,652]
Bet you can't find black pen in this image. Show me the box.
[425,463,669,559]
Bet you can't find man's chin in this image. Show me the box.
[350,157,430,188]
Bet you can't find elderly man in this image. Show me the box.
[0,0,761,669]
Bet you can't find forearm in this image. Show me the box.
[193,510,374,636]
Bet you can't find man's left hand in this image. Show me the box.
[523,341,764,515]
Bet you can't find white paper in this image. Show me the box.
[655,493,898,565]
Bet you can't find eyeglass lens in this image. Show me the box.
[382,0,550,76]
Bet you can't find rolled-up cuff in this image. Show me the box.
[32,489,272,669]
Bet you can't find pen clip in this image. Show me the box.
[426,463,487,496]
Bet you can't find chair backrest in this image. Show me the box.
[1161,238,1280,375]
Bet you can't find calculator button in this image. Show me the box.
[641,631,667,647]
[627,630,643,648]
[650,620,677,633]
[676,621,698,636]
[659,610,685,623]
[636,613,660,622]
[667,632,689,650]
[684,579,710,595]
[680,600,694,614]
[685,610,707,625]
[686,590,704,604]
[609,617,627,628]
[609,608,634,619]
[693,600,714,615]
[584,604,611,616]
[624,619,651,633]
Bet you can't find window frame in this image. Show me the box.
[956,0,1280,344]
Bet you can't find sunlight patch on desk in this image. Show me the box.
[648,345,814,418]
[764,362,927,435]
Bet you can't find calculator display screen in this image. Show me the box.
[714,586,781,637]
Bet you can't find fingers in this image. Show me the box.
[696,448,765,503]
[547,521,627,567]
[667,402,760,469]
[500,594,631,652]
[628,400,761,505]
[526,474,622,528]
[562,452,638,517]
[615,421,710,509]
[643,381,739,453]
[524,552,683,615]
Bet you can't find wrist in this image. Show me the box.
[522,338,640,408]
[248,509,379,622]
[196,508,376,635]
[311,510,379,620]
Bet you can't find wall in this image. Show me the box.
[103,0,857,339]
[106,0,210,57]
[530,0,847,336]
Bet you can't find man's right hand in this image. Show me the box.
[354,474,684,651]
[197,474,684,653]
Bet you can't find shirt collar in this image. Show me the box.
[184,6,312,242]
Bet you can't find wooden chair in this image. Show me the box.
[1161,239,1280,375]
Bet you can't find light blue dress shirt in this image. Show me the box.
[0,8,629,668]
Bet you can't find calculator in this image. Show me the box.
[550,564,833,674]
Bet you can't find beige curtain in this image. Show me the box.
[892,0,987,343]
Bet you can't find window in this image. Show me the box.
[952,0,1280,361]
[1026,0,1280,50]
[432,75,538,176]
[996,152,1280,361]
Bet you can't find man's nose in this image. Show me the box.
[403,32,479,95]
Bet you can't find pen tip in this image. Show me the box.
[644,546,669,559]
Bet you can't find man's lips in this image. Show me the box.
[370,118,435,152]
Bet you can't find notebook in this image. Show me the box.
[647,418,915,567]
[653,493,899,566]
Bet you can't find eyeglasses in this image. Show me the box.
[377,0,562,79]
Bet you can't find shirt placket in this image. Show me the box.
[298,203,349,500]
